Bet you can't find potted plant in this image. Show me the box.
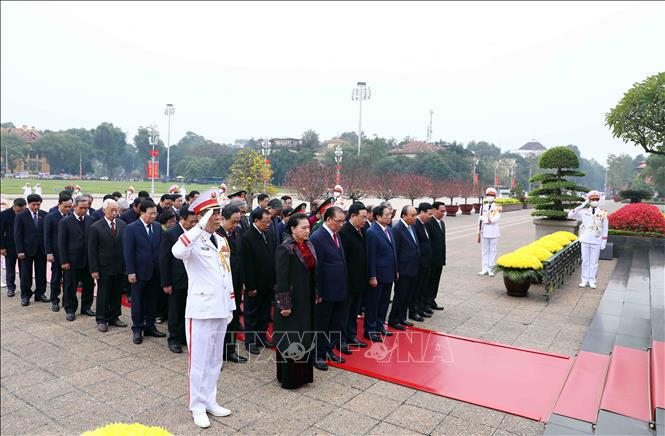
[495,252,544,297]
[529,146,589,238]
[608,203,665,255]
[458,182,475,215]
[441,180,462,216]
[618,181,654,203]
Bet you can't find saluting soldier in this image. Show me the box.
[567,190,608,289]
[311,197,335,232]
[478,187,502,277]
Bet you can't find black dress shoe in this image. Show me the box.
[246,344,261,355]
[348,338,368,348]
[81,309,96,316]
[144,327,166,338]
[262,339,275,348]
[133,331,143,344]
[109,318,128,327]
[363,332,383,342]
[419,311,433,318]
[7,289,15,297]
[314,359,329,371]
[388,323,406,331]
[380,330,394,337]
[97,323,108,333]
[35,295,50,303]
[423,308,434,315]
[155,317,164,324]
[21,298,30,306]
[326,353,345,363]
[168,342,183,353]
[66,312,75,321]
[430,303,444,310]
[401,320,414,327]
[338,345,352,355]
[409,314,424,322]
[51,303,60,312]
[226,352,247,363]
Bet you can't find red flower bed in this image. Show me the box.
[608,203,665,236]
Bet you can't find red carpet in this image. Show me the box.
[652,341,665,411]
[553,351,610,423]
[600,345,651,422]
[328,320,573,422]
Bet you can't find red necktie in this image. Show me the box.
[333,233,340,248]
[111,221,116,236]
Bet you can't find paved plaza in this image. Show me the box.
[1,206,616,435]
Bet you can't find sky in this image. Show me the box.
[1,1,664,165]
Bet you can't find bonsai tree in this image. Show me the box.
[619,181,654,203]
[529,146,588,220]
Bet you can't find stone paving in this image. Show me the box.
[0,207,616,435]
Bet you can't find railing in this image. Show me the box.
[542,240,581,301]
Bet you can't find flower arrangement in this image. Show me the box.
[542,233,573,247]
[83,423,172,436]
[492,198,521,205]
[552,231,578,242]
[516,244,554,261]
[608,203,665,238]
[496,251,544,283]
[533,237,564,253]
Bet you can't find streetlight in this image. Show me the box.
[261,138,271,187]
[164,104,175,180]
[334,145,343,185]
[351,81,371,156]
[471,151,479,189]
[148,124,159,197]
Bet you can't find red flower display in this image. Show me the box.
[608,203,665,236]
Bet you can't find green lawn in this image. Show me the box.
[0,178,217,196]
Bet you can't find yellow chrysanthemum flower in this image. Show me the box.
[516,245,553,261]
[83,423,172,436]
[552,231,577,241]
[533,238,563,253]
[543,234,572,246]
[496,252,543,270]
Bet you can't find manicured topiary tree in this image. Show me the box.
[529,146,588,220]
[619,181,654,203]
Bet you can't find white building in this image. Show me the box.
[513,139,547,158]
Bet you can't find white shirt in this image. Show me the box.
[104,217,115,230]
[139,217,151,236]
[322,223,336,240]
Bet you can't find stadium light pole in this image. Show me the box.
[164,104,175,180]
[351,82,371,156]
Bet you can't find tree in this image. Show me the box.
[300,129,320,150]
[369,172,399,201]
[228,149,273,204]
[619,181,654,203]
[606,72,665,156]
[93,122,126,176]
[0,133,29,172]
[268,148,316,185]
[175,156,216,179]
[283,162,334,203]
[1,122,16,128]
[394,174,432,205]
[33,132,94,175]
[529,146,588,220]
[606,153,638,193]
[134,126,166,173]
[643,154,665,198]
[340,159,369,202]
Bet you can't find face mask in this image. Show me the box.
[487,197,495,203]
[589,201,599,207]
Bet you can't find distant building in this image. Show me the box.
[269,138,301,149]
[0,125,49,174]
[513,139,547,158]
[388,141,440,158]
[323,137,352,150]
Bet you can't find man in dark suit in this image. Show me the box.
[338,202,369,350]
[267,198,284,245]
[241,208,276,355]
[410,202,434,321]
[83,194,97,217]
[124,199,166,344]
[14,194,49,306]
[217,205,248,363]
[159,205,197,353]
[88,199,128,332]
[156,194,173,215]
[365,204,398,342]
[91,194,114,221]
[310,206,348,370]
[426,201,446,311]
[389,205,420,330]
[120,198,141,224]
[58,195,96,320]
[44,192,72,311]
[1,197,26,297]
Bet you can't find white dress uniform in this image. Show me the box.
[23,184,32,198]
[34,185,42,196]
[479,202,502,274]
[568,204,608,287]
[172,222,236,415]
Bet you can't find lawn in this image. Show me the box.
[0,178,218,197]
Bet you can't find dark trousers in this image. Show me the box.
[410,266,430,316]
[315,300,345,358]
[96,273,123,324]
[364,281,393,334]
[342,291,363,343]
[130,274,160,333]
[426,264,443,306]
[63,266,94,314]
[389,275,417,325]
[244,287,272,347]
[168,286,187,346]
[20,253,47,300]
[4,250,18,292]
[156,286,168,320]
[49,260,62,304]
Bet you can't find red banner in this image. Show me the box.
[495,175,499,186]
[147,162,159,179]
[511,178,516,189]
[473,173,479,186]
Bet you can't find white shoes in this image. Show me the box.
[478,271,488,276]
[488,271,495,277]
[579,282,587,288]
[589,282,597,289]
[206,404,231,417]
[193,411,210,428]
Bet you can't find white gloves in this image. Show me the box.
[198,209,213,229]
[601,242,607,250]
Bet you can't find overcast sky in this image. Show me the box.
[2,1,663,164]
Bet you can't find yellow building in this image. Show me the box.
[0,125,49,174]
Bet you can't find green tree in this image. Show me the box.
[33,132,94,175]
[606,72,665,156]
[93,122,126,176]
[1,122,16,128]
[300,129,320,150]
[643,154,665,197]
[0,132,29,172]
[268,148,316,185]
[228,149,272,203]
[134,126,166,174]
[529,146,588,220]
[606,153,638,193]
[175,156,216,179]
[619,180,654,203]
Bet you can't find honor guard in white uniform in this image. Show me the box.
[126,186,136,203]
[171,189,236,428]
[478,187,502,276]
[333,184,347,210]
[567,190,608,289]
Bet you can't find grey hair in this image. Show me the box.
[117,199,129,209]
[102,198,118,210]
[229,198,247,209]
[74,195,88,206]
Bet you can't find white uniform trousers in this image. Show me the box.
[186,317,229,413]
[580,242,601,285]
[481,237,499,273]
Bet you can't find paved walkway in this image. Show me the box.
[1,207,615,435]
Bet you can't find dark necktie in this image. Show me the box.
[592,207,596,215]
[260,230,267,244]
[110,220,116,236]
[147,225,152,239]
[332,232,340,248]
[33,212,38,228]
[384,227,391,243]
[210,235,218,248]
